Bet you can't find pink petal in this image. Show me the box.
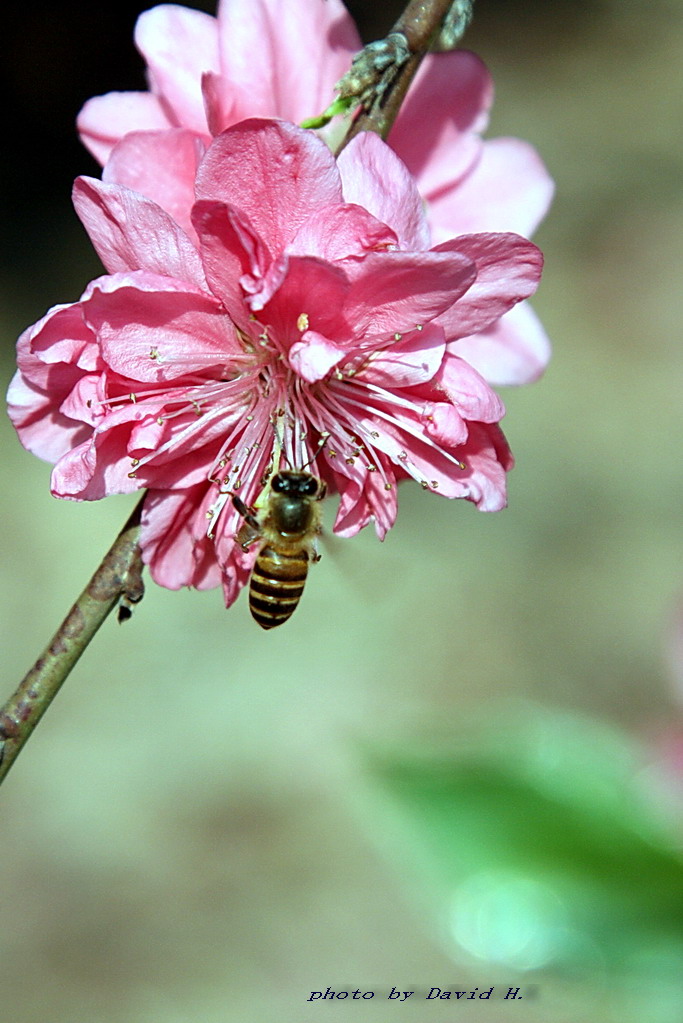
[435,354,505,423]
[420,401,468,448]
[102,129,207,239]
[337,132,431,251]
[7,305,98,463]
[135,5,220,133]
[7,367,91,464]
[192,199,270,328]
[329,473,373,538]
[344,250,476,338]
[51,439,98,497]
[363,465,399,539]
[141,487,223,590]
[288,203,397,262]
[428,136,555,245]
[360,324,446,388]
[77,92,172,165]
[456,422,512,511]
[81,272,234,382]
[434,232,543,339]
[51,394,224,499]
[21,302,98,372]
[289,332,345,382]
[58,373,103,427]
[214,0,360,124]
[260,256,350,347]
[347,409,469,499]
[73,177,206,288]
[50,419,155,499]
[195,120,343,254]
[454,301,551,387]
[389,50,493,197]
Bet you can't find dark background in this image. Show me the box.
[1,1,602,324]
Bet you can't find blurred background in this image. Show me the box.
[1,1,682,1021]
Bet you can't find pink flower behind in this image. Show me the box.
[8,120,542,607]
[77,0,553,387]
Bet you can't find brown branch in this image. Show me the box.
[334,0,473,154]
[0,495,146,784]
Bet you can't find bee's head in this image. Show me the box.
[271,471,321,498]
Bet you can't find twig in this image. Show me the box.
[334,0,475,153]
[0,496,145,783]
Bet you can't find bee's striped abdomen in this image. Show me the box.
[249,545,309,630]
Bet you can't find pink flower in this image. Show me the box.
[8,120,542,606]
[77,0,553,387]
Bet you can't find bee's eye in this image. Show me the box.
[271,474,286,493]
[302,478,319,496]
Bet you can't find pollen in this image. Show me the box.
[297,313,309,332]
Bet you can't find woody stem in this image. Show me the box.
[335,0,474,153]
[0,496,145,784]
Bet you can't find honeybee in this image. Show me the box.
[233,471,327,629]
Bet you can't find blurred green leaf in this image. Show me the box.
[358,706,683,1004]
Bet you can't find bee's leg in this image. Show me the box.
[311,536,322,564]
[232,495,262,551]
[232,494,260,533]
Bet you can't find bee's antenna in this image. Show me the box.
[299,431,330,472]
